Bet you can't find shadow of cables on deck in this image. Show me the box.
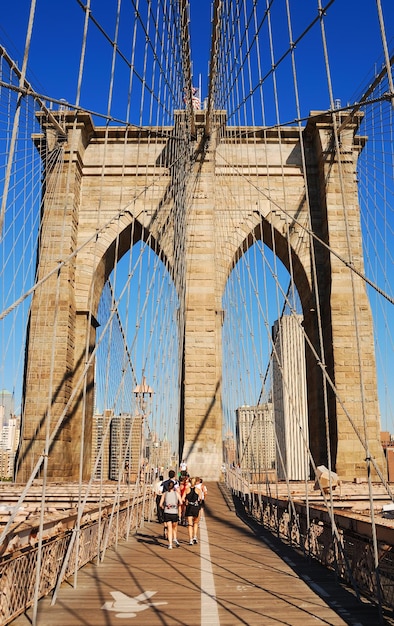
[212,486,394,626]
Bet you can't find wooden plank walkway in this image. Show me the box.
[12,482,390,625]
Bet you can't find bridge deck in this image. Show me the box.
[12,482,386,626]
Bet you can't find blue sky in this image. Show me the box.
[0,0,393,435]
[1,1,393,120]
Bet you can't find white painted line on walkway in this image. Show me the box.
[199,515,220,625]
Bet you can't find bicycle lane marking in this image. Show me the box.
[199,515,220,625]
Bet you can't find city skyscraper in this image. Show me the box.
[0,391,17,478]
[91,411,143,481]
[235,404,276,473]
[272,315,309,481]
[223,429,236,466]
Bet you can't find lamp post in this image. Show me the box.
[133,376,154,484]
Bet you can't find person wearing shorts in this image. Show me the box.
[160,480,182,549]
[182,477,202,545]
[196,478,207,519]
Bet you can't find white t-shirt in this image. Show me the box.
[153,479,163,496]
[196,482,207,500]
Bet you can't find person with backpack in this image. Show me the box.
[159,479,182,549]
[161,469,179,493]
[182,476,202,545]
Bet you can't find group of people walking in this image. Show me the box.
[153,469,207,550]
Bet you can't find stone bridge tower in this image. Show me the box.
[16,109,385,483]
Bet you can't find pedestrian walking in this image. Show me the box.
[159,480,182,549]
[160,470,179,539]
[196,477,207,520]
[179,474,190,525]
[152,474,164,523]
[182,477,202,545]
[161,469,179,492]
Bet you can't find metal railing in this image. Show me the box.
[0,489,153,625]
[225,468,394,612]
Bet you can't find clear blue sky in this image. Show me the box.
[0,1,393,432]
[1,1,393,118]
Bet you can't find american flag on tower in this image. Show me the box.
[184,87,201,110]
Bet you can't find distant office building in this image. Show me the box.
[0,426,18,479]
[381,431,394,482]
[145,431,175,473]
[223,430,236,466]
[0,390,14,428]
[109,413,143,481]
[159,438,172,470]
[0,451,12,479]
[235,404,275,472]
[91,410,112,480]
[272,315,309,481]
[4,416,20,451]
[92,411,143,481]
[0,424,9,450]
[0,392,19,479]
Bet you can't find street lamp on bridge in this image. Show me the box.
[133,377,154,482]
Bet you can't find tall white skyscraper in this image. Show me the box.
[235,404,275,472]
[272,315,309,481]
[0,391,18,478]
[0,390,14,429]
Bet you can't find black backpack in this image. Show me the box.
[162,477,179,492]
